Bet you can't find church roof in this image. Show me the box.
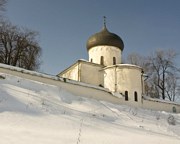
[86,25,124,51]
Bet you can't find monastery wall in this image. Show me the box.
[0,66,122,105]
[0,65,180,113]
[142,98,180,113]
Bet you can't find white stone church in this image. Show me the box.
[0,19,179,112]
[58,22,145,103]
[58,21,180,113]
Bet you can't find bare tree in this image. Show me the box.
[165,71,180,101]
[0,20,41,70]
[147,49,178,100]
[126,52,152,76]
[127,53,144,66]
[127,49,180,101]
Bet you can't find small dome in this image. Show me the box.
[86,26,124,51]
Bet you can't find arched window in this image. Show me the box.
[113,57,116,65]
[100,56,104,65]
[125,91,128,101]
[90,58,93,62]
[134,91,138,102]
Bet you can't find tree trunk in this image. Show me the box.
[162,71,165,99]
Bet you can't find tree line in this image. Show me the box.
[0,21,41,70]
[0,0,41,70]
[127,49,180,102]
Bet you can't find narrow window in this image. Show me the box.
[134,91,138,102]
[100,56,104,65]
[125,91,128,101]
[90,58,93,62]
[113,57,116,65]
[172,106,176,113]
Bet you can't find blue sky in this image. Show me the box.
[5,0,180,75]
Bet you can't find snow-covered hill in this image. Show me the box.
[0,72,180,144]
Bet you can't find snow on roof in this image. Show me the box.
[78,59,88,62]
[0,63,58,80]
[143,95,180,106]
[103,63,143,70]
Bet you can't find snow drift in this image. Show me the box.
[0,72,180,144]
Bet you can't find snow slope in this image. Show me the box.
[0,72,180,144]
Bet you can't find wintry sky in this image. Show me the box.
[5,0,180,75]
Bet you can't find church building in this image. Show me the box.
[0,19,179,113]
[58,20,145,103]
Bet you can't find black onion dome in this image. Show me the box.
[86,26,124,51]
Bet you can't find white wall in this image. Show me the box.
[88,46,121,66]
[0,66,180,113]
[104,67,115,91]
[0,67,122,105]
[58,60,104,87]
[80,62,104,86]
[142,99,180,113]
[58,63,79,81]
[116,65,143,103]
[104,64,143,103]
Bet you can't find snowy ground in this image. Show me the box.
[0,72,180,144]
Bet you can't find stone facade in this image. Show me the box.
[103,64,144,103]
[58,25,145,104]
[59,60,104,86]
[57,24,180,113]
[58,60,144,105]
[1,64,180,113]
[88,46,121,66]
